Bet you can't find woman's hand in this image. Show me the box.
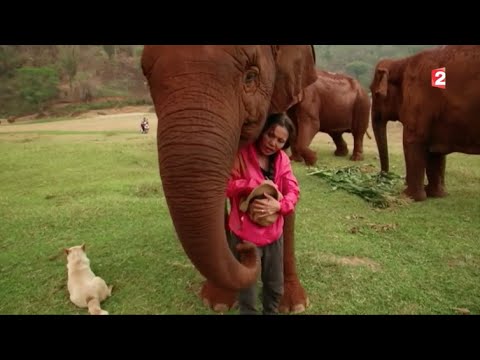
[250,193,281,217]
[261,179,277,188]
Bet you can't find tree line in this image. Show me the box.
[0,45,144,118]
[313,45,438,89]
[0,45,438,118]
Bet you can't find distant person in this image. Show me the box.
[140,117,150,134]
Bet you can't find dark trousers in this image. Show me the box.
[229,232,284,315]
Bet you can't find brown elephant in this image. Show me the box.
[287,70,371,166]
[141,45,317,313]
[370,45,480,202]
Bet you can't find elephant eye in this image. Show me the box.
[243,67,259,93]
[245,71,256,82]
[244,67,259,84]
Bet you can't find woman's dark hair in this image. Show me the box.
[260,112,296,150]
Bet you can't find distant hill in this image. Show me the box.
[313,45,439,89]
[0,45,149,118]
[0,45,439,119]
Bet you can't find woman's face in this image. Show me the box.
[258,124,289,156]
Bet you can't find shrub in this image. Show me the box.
[15,66,60,111]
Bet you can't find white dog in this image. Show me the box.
[65,244,113,315]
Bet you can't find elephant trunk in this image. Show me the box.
[156,98,258,291]
[372,113,389,173]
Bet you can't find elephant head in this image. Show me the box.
[141,45,317,291]
[369,58,406,173]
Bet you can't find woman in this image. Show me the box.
[226,113,300,315]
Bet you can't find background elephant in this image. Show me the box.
[287,70,371,166]
[141,45,317,313]
[370,45,480,201]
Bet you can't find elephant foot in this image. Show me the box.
[289,153,304,163]
[334,148,349,157]
[200,281,238,313]
[349,152,364,161]
[403,187,427,202]
[278,279,309,314]
[302,152,318,167]
[425,185,447,198]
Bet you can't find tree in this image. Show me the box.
[0,46,22,77]
[60,45,79,92]
[322,45,332,62]
[103,45,116,60]
[345,61,371,79]
[16,66,59,111]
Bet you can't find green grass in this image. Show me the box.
[1,129,480,315]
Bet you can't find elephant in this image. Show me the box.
[141,45,318,313]
[287,69,371,166]
[369,45,480,202]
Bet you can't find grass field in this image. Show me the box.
[1,111,479,315]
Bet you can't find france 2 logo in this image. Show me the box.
[432,67,446,89]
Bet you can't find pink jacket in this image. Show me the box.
[226,143,300,247]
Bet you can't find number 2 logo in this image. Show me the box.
[432,67,446,89]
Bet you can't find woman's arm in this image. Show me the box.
[225,152,256,198]
[226,177,257,198]
[278,157,300,216]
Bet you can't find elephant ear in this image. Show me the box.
[374,67,389,98]
[141,45,155,80]
[269,45,318,114]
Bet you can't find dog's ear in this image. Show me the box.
[64,248,70,255]
[81,243,86,251]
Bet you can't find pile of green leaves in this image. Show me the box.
[307,164,405,208]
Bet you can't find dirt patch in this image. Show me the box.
[366,223,398,232]
[452,307,471,315]
[133,183,163,198]
[2,105,153,124]
[50,97,127,109]
[335,256,381,270]
[397,303,421,314]
[349,222,400,235]
[0,107,157,133]
[447,254,480,268]
[168,261,194,269]
[10,114,39,122]
[76,105,152,119]
[302,251,381,271]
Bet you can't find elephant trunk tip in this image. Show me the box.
[235,242,258,269]
[231,242,259,290]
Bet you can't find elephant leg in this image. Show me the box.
[403,133,427,201]
[330,132,349,157]
[278,212,309,314]
[350,131,364,161]
[289,144,304,163]
[296,115,319,166]
[350,91,369,161]
[425,152,447,197]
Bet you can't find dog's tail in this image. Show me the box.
[86,296,108,315]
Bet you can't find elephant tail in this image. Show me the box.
[366,130,372,140]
